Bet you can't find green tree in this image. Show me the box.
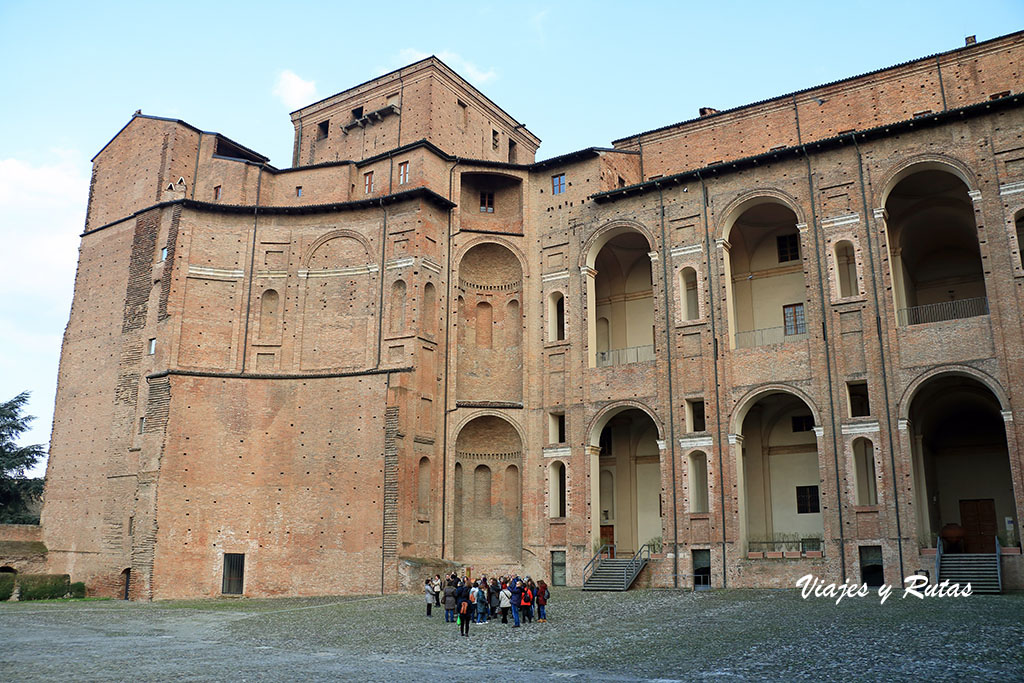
[0,392,47,523]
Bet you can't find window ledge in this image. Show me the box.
[544,340,570,349]
[830,295,868,306]
[688,513,711,520]
[548,517,567,525]
[675,318,707,329]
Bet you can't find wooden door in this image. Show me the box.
[600,524,615,550]
[960,499,997,553]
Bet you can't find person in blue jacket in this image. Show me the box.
[510,576,523,627]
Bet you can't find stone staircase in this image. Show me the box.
[938,553,1001,594]
[583,556,647,591]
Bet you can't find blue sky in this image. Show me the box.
[1,1,1022,476]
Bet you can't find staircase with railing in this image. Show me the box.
[583,544,651,591]
[936,537,1002,594]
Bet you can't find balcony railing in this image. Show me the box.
[734,325,809,349]
[897,296,988,326]
[596,344,655,367]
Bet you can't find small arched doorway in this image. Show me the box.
[908,375,1018,552]
[588,406,663,554]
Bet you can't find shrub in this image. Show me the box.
[69,581,86,599]
[0,574,14,601]
[18,574,70,600]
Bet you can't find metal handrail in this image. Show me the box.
[622,544,651,590]
[995,536,1002,593]
[734,325,809,349]
[897,296,988,326]
[583,543,616,584]
[596,345,655,367]
[934,537,942,585]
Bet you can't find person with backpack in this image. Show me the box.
[456,580,472,636]
[536,579,549,622]
[520,577,534,624]
[489,578,501,618]
[499,581,512,623]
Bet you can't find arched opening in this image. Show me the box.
[884,169,987,325]
[549,460,567,518]
[1015,210,1024,269]
[724,202,807,348]
[0,566,16,574]
[688,451,709,513]
[852,438,878,506]
[258,289,279,339]
[680,267,699,321]
[548,292,565,341]
[453,415,522,562]
[596,317,610,354]
[737,391,823,554]
[834,240,859,298]
[417,456,431,517]
[908,375,1018,552]
[457,243,523,402]
[389,280,406,333]
[422,282,437,336]
[588,407,662,554]
[587,230,655,367]
[121,568,131,600]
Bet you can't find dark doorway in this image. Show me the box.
[960,499,997,553]
[121,568,131,600]
[859,546,884,587]
[222,553,245,595]
[692,549,711,589]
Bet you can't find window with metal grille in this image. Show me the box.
[783,303,806,336]
[796,485,820,514]
[222,553,244,594]
[791,415,814,432]
[552,173,566,195]
[479,192,494,213]
[777,233,800,262]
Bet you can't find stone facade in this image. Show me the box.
[34,33,1024,598]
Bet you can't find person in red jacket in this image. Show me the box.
[520,577,534,623]
[536,579,549,622]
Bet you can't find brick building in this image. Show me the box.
[26,32,1024,598]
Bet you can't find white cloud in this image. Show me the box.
[394,49,497,85]
[273,69,318,110]
[0,150,89,476]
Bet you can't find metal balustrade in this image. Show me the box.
[596,344,655,367]
[734,325,809,349]
[897,296,988,326]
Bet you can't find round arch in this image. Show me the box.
[451,410,526,448]
[586,399,665,447]
[716,189,807,242]
[302,228,374,267]
[453,235,529,280]
[730,383,822,435]
[898,365,1010,421]
[581,219,656,270]
[874,155,979,210]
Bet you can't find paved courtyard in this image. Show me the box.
[1,587,1022,681]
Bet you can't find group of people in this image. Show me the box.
[424,573,550,636]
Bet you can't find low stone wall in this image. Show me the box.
[0,524,47,574]
[0,524,42,543]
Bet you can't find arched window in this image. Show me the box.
[596,317,610,353]
[390,280,406,332]
[834,241,859,298]
[475,302,492,348]
[680,267,699,321]
[599,469,614,522]
[506,300,520,347]
[423,282,437,336]
[474,464,492,516]
[504,464,520,517]
[417,457,431,516]
[548,292,565,341]
[259,289,279,338]
[549,460,567,517]
[853,438,878,505]
[688,451,709,513]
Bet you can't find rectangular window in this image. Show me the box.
[398,161,409,185]
[791,415,814,432]
[148,338,156,355]
[160,246,168,261]
[317,120,329,139]
[351,106,363,120]
[295,186,302,198]
[777,233,800,262]
[686,399,706,432]
[859,545,884,587]
[222,553,245,594]
[783,303,806,336]
[847,381,870,417]
[479,192,494,213]
[508,139,517,164]
[548,412,566,444]
[796,485,820,514]
[551,550,567,586]
[552,173,566,195]
[213,185,222,201]
[457,99,468,129]
[138,416,145,434]
[492,129,500,150]
[364,172,374,194]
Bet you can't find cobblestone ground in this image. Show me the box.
[1,588,1022,681]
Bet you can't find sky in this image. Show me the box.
[1,1,1022,477]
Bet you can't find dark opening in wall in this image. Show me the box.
[692,549,711,588]
[848,381,870,417]
[317,120,329,140]
[222,553,244,594]
[687,399,706,432]
[351,106,363,119]
[859,545,884,587]
[551,551,566,586]
[213,137,265,163]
